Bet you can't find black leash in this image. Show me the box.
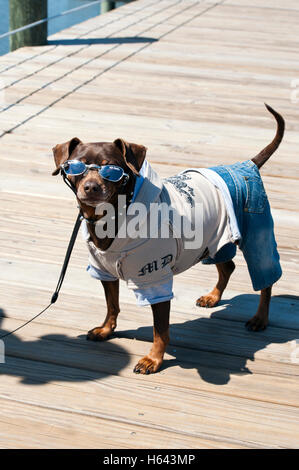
[0,165,132,340]
[0,211,82,340]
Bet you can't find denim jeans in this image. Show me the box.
[202,160,282,291]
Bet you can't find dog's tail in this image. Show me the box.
[251,103,285,169]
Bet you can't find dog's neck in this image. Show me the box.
[82,174,136,251]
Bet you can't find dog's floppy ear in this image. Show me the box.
[113,138,147,175]
[52,137,82,176]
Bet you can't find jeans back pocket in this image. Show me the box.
[244,176,267,214]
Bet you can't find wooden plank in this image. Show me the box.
[0,398,211,449]
[0,358,297,448]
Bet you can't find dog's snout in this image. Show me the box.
[84,180,101,193]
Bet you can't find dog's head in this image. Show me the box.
[52,138,147,210]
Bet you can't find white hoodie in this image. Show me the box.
[83,161,239,305]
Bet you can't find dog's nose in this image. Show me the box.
[84,180,101,193]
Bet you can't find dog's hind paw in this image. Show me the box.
[246,315,268,332]
[87,326,112,341]
[133,355,162,375]
[196,294,220,308]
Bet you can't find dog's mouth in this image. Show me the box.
[80,199,100,208]
[78,194,108,208]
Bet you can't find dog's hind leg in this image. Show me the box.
[87,280,120,341]
[196,260,235,308]
[246,285,272,331]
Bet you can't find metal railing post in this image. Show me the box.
[9,0,48,52]
[101,1,116,14]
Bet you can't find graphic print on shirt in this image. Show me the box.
[163,174,195,207]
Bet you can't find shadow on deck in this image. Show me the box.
[1,292,298,386]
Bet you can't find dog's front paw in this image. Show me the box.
[133,355,162,375]
[196,294,220,308]
[87,326,112,341]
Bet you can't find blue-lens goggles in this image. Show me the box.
[61,160,129,183]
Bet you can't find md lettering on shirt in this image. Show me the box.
[138,254,173,276]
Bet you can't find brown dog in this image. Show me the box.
[52,105,284,374]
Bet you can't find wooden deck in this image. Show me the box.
[0,0,299,449]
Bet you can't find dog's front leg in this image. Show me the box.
[87,280,120,341]
[134,301,170,375]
